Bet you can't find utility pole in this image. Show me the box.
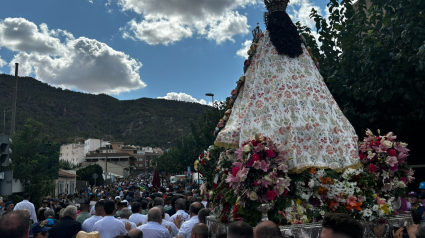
[11,63,19,135]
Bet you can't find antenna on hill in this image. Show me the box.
[10,63,18,135]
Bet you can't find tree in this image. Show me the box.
[10,118,60,208]
[154,101,227,174]
[76,164,104,186]
[59,159,81,170]
[298,0,425,165]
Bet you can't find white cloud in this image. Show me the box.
[287,0,321,29]
[0,55,6,67]
[118,0,257,45]
[0,18,146,95]
[125,19,193,45]
[158,92,209,105]
[88,0,93,3]
[236,40,251,59]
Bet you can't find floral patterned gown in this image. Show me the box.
[215,31,361,173]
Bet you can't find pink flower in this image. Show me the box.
[260,160,270,172]
[386,156,398,167]
[389,164,398,171]
[278,163,288,172]
[401,177,407,184]
[266,150,276,158]
[225,173,240,187]
[236,167,250,181]
[347,196,358,206]
[232,167,240,177]
[266,190,277,201]
[377,198,386,205]
[252,154,260,162]
[246,159,254,168]
[253,161,261,170]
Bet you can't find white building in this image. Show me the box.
[59,143,85,165]
[84,138,109,155]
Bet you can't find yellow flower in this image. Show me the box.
[296,199,302,205]
[380,204,390,214]
[373,194,378,198]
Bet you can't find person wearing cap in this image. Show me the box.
[408,191,425,219]
[4,201,14,212]
[420,182,425,206]
[116,200,129,217]
[31,221,51,238]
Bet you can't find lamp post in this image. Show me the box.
[178,129,183,144]
[205,93,214,107]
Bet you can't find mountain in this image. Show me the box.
[0,74,209,147]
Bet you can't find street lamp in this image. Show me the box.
[178,129,183,144]
[205,93,214,107]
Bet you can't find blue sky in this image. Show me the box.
[0,0,329,104]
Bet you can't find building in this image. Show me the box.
[55,169,77,196]
[135,147,163,171]
[59,143,85,165]
[84,138,109,155]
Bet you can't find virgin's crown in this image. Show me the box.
[264,0,290,13]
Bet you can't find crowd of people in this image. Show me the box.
[1,173,425,238]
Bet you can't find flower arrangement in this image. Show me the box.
[225,135,291,207]
[206,129,413,226]
[358,129,413,197]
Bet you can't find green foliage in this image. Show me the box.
[76,164,104,186]
[297,0,425,165]
[10,118,59,208]
[153,101,227,174]
[0,74,208,147]
[59,159,81,170]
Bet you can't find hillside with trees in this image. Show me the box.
[0,74,209,147]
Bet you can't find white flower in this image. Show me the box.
[366,128,374,136]
[382,171,390,180]
[285,207,293,212]
[308,179,315,188]
[362,209,373,217]
[286,214,292,221]
[300,193,311,200]
[301,215,308,222]
[383,140,393,148]
[319,210,326,216]
[400,142,408,147]
[367,151,376,159]
[243,145,251,152]
[249,191,258,201]
[372,205,379,211]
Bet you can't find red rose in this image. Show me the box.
[232,167,240,177]
[359,153,367,160]
[266,190,277,201]
[251,140,258,146]
[252,154,260,162]
[375,140,381,146]
[266,149,276,158]
[200,154,204,159]
[387,149,397,157]
[201,160,207,166]
[369,164,378,173]
[213,183,218,189]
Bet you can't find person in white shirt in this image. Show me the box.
[138,207,171,238]
[157,205,179,237]
[93,200,131,238]
[13,193,37,223]
[120,208,137,229]
[82,201,105,232]
[129,202,146,226]
[169,198,190,227]
[177,202,202,238]
[142,197,171,224]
